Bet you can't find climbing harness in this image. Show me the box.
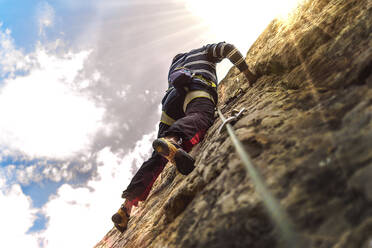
[183,90,215,113]
[217,107,302,248]
[161,111,176,126]
[170,67,217,90]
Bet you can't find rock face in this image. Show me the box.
[95,0,371,247]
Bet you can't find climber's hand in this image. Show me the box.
[243,69,257,86]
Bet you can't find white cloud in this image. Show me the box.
[14,161,74,185]
[16,164,44,185]
[0,29,105,159]
[0,24,34,77]
[0,129,156,248]
[0,173,40,248]
[41,162,74,183]
[1,158,79,186]
[39,130,156,248]
[37,2,55,36]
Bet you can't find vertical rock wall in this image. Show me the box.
[95,0,371,247]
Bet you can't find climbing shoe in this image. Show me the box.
[112,204,130,233]
[152,137,195,175]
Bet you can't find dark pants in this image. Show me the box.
[123,95,215,206]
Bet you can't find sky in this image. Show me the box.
[0,0,301,247]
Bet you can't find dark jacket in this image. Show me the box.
[167,42,249,102]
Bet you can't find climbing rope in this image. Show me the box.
[217,107,302,248]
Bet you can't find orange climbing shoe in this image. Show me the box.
[112,203,130,233]
[152,137,195,175]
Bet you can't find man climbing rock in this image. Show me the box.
[112,42,257,232]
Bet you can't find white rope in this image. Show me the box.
[217,107,302,248]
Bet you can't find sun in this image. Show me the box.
[183,0,304,80]
[184,0,304,47]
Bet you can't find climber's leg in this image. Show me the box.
[112,122,170,232]
[114,156,164,232]
[152,135,196,175]
[163,96,215,152]
[111,199,132,233]
[121,122,170,207]
[153,96,215,174]
[112,93,215,232]
[124,95,215,202]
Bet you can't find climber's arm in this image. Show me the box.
[208,42,257,85]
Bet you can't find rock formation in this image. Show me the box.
[95,0,371,247]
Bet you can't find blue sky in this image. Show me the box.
[0,0,40,51]
[0,0,300,247]
[0,0,99,51]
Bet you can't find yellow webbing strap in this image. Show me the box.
[172,67,217,88]
[193,74,217,88]
[183,90,215,113]
[160,111,176,126]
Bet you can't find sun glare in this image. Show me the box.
[185,0,303,48]
[183,0,303,80]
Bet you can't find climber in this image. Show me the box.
[112,42,257,232]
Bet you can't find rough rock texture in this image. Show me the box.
[95,0,371,247]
